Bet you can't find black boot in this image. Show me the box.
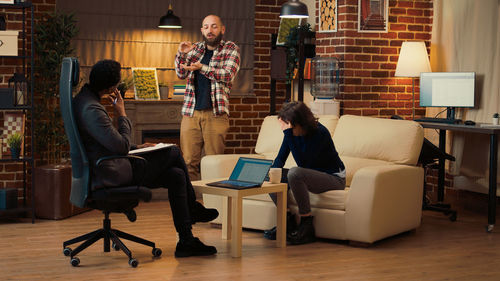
[263,212,297,240]
[191,201,219,224]
[288,215,316,245]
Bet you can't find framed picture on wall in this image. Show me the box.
[319,0,338,32]
[131,68,160,100]
[276,18,302,45]
[1,111,24,158]
[358,0,389,33]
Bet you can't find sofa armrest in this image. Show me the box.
[200,154,265,180]
[345,165,424,243]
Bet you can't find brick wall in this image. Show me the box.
[0,0,56,195]
[225,0,289,154]
[316,0,433,118]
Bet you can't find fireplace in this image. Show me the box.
[124,100,183,145]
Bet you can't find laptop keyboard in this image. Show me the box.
[222,180,255,187]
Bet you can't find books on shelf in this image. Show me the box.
[172,84,185,99]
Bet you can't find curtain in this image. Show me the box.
[56,0,254,96]
[429,0,500,192]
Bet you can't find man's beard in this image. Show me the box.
[204,33,223,47]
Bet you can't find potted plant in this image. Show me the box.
[34,11,78,164]
[6,132,22,159]
[158,82,169,100]
[117,76,134,99]
[33,12,84,220]
[284,23,314,84]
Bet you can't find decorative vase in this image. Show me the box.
[10,147,20,159]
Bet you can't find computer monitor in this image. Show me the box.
[419,72,475,121]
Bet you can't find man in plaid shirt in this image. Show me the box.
[175,14,240,180]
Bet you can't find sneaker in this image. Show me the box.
[174,237,217,257]
[191,201,219,224]
[263,212,297,240]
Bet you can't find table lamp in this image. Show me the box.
[395,41,431,119]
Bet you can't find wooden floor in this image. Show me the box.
[2,200,500,281]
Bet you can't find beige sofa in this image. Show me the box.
[200,115,424,244]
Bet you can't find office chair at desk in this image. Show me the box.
[391,115,457,221]
[59,57,162,267]
[418,138,457,221]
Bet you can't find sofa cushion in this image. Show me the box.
[333,115,423,165]
[255,116,283,156]
[245,189,348,211]
[341,155,394,186]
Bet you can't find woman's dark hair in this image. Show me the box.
[277,101,318,135]
[89,59,121,93]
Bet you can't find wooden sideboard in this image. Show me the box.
[124,100,183,144]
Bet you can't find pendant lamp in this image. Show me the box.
[158,3,182,29]
[280,0,309,19]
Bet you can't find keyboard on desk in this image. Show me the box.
[414,117,462,124]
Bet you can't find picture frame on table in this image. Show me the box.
[319,0,338,33]
[276,18,303,46]
[358,0,389,33]
[131,68,160,100]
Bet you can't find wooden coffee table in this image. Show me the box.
[192,179,287,257]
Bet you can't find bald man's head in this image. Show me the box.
[201,14,225,48]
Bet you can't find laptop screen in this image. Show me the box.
[229,157,273,183]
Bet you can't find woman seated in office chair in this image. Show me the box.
[73,59,218,257]
[264,101,346,245]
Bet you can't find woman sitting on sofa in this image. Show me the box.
[265,101,346,245]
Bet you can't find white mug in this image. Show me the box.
[268,168,282,184]
[493,117,499,125]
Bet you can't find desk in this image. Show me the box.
[192,179,287,257]
[419,122,500,232]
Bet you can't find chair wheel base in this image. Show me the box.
[129,258,138,267]
[71,257,80,267]
[152,247,162,257]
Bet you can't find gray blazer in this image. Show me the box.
[73,84,134,189]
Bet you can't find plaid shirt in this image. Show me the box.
[175,40,240,116]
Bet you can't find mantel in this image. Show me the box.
[124,99,183,144]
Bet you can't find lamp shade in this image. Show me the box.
[395,41,431,77]
[158,4,182,29]
[280,0,309,18]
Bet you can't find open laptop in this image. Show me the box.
[206,157,273,189]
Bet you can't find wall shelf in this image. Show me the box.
[0,2,35,223]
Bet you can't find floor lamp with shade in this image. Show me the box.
[395,41,431,119]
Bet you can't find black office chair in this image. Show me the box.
[418,138,457,221]
[391,115,457,221]
[59,57,161,267]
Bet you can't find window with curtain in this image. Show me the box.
[429,0,500,194]
[56,0,254,96]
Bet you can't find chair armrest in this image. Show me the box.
[96,155,147,184]
[345,164,424,243]
[200,154,265,180]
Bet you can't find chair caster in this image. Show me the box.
[486,224,494,232]
[63,247,72,257]
[449,212,457,222]
[129,258,138,268]
[70,257,80,267]
[152,247,162,257]
[112,242,120,251]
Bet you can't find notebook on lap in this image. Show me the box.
[206,157,273,189]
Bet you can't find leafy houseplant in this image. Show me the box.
[7,132,22,159]
[284,23,313,84]
[117,76,134,98]
[34,12,78,164]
